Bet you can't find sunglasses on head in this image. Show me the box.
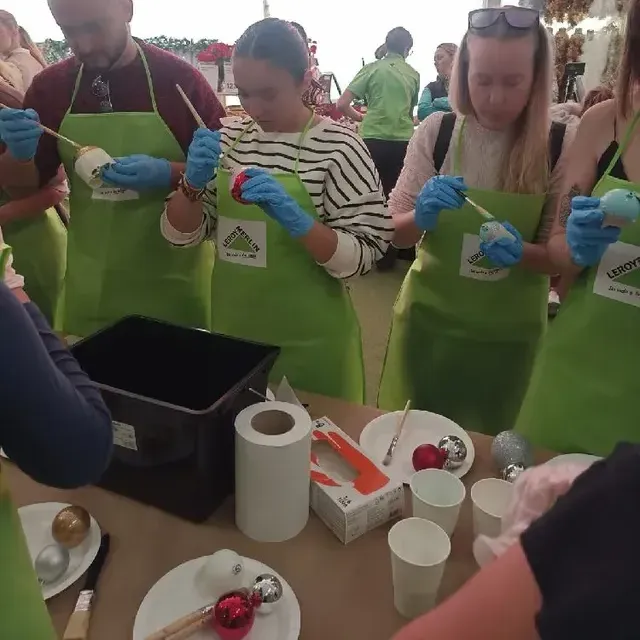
[468,6,540,31]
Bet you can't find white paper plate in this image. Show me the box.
[18,502,101,600]
[359,410,475,485]
[0,449,6,459]
[545,453,602,468]
[133,556,301,640]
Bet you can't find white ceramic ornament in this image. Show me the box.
[479,221,517,244]
[74,146,114,190]
[196,549,245,597]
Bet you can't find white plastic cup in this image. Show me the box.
[470,478,513,539]
[388,517,451,619]
[410,469,466,536]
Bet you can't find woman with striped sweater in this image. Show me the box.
[162,18,393,403]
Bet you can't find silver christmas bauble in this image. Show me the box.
[438,435,468,470]
[251,574,283,605]
[501,463,526,483]
[34,544,70,585]
[491,431,533,470]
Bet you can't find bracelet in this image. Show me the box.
[178,174,206,202]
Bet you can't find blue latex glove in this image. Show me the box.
[480,221,523,267]
[185,129,221,189]
[432,97,451,111]
[415,175,467,231]
[240,167,314,238]
[0,108,43,161]
[567,196,621,267]
[101,155,172,190]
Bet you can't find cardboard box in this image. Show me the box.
[310,417,404,544]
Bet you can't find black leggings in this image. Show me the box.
[364,139,414,263]
[364,139,409,198]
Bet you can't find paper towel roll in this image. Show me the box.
[235,401,312,542]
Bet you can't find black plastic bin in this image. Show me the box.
[70,315,280,522]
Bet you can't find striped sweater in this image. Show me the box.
[162,117,394,278]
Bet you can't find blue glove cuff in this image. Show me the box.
[287,207,315,238]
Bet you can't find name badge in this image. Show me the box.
[593,241,640,308]
[216,217,267,268]
[459,233,509,281]
[91,187,140,202]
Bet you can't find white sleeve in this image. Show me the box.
[160,183,217,247]
[0,226,24,290]
[320,135,393,278]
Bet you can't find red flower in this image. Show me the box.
[197,42,234,63]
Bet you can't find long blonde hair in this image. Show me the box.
[449,21,553,195]
[0,11,47,69]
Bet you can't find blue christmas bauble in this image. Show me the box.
[600,189,640,222]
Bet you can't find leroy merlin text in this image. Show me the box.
[607,256,640,279]
[224,226,260,253]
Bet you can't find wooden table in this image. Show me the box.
[5,393,550,640]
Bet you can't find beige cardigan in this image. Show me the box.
[2,48,44,93]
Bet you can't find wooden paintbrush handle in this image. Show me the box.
[145,605,213,640]
[62,590,93,640]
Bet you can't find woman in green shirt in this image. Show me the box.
[337,27,420,269]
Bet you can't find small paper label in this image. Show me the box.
[112,421,138,450]
[92,186,140,202]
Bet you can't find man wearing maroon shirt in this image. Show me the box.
[0,0,225,337]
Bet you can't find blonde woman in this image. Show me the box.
[417,42,458,121]
[0,11,46,92]
[378,6,574,435]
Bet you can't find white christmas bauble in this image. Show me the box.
[197,549,245,597]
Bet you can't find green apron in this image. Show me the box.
[516,112,640,455]
[211,118,365,402]
[0,463,56,639]
[378,117,548,435]
[1,193,67,325]
[57,43,214,337]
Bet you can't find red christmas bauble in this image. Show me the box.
[412,444,445,472]
[211,590,256,640]
[231,169,250,204]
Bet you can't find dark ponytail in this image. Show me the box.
[234,18,309,83]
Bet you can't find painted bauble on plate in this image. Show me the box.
[51,506,91,549]
[438,435,468,471]
[412,444,445,471]
[199,549,245,596]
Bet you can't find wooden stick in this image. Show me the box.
[463,194,495,221]
[383,400,411,466]
[175,85,207,129]
[0,103,82,150]
[144,605,213,640]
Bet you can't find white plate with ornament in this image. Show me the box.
[133,556,300,640]
[359,410,475,485]
[545,453,602,468]
[18,502,101,600]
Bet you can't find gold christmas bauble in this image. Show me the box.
[52,506,91,549]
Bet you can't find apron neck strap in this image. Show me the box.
[68,41,158,113]
[601,109,640,180]
[222,110,316,177]
[453,116,467,176]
